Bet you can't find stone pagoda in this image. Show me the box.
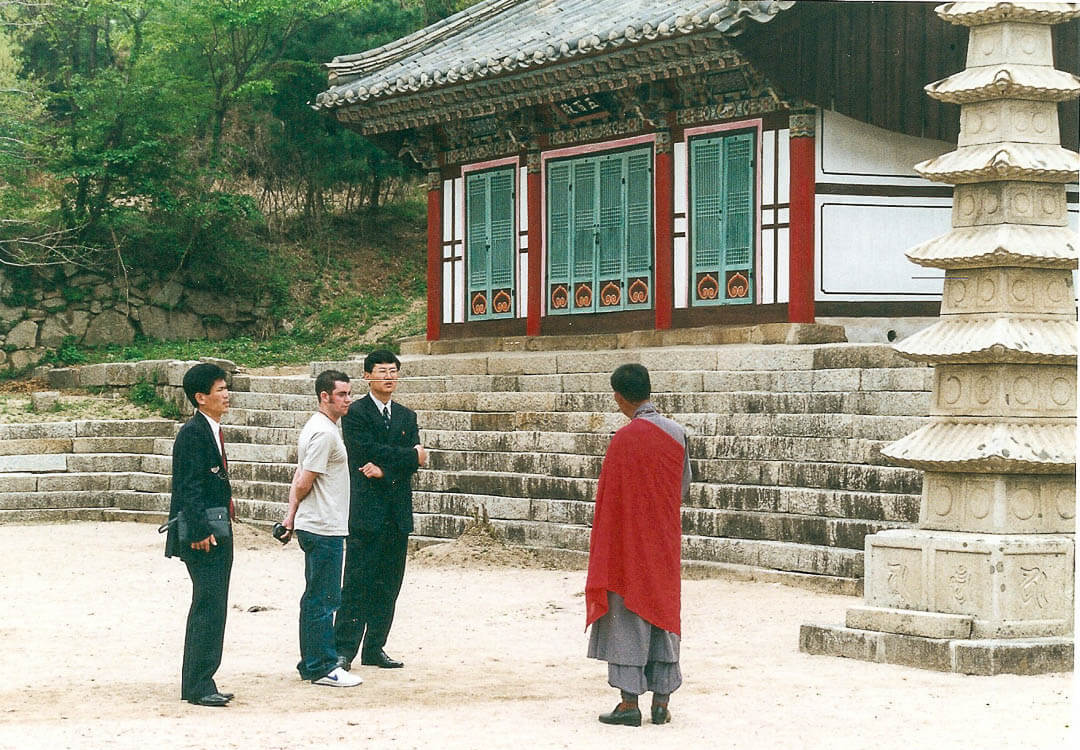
[801,1,1078,674]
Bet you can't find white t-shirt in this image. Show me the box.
[293,412,350,537]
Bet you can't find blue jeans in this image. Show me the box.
[295,530,345,681]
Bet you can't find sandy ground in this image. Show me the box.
[0,522,1073,750]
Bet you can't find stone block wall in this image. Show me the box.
[47,357,239,415]
[0,265,275,372]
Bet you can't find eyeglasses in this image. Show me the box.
[370,368,399,377]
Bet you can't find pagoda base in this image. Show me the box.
[799,621,1073,675]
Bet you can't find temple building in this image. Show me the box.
[313,0,1079,342]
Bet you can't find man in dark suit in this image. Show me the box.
[334,349,426,669]
[164,363,234,707]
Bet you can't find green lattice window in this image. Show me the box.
[547,148,653,315]
[690,131,755,305]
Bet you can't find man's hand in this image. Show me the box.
[190,534,217,551]
[360,462,384,479]
[415,444,428,467]
[278,515,295,543]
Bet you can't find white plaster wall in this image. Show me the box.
[817,196,951,302]
[817,109,952,186]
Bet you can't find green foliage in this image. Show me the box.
[55,336,89,366]
[2,0,435,305]
[129,379,157,405]
[127,377,183,419]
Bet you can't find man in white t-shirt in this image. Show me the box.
[280,370,362,688]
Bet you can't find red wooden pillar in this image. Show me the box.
[526,150,543,337]
[788,111,816,323]
[426,169,443,341]
[653,128,674,331]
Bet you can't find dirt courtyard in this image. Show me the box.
[0,522,1072,750]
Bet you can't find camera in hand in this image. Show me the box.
[272,522,291,543]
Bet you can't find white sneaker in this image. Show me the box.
[312,667,363,687]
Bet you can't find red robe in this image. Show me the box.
[585,417,685,636]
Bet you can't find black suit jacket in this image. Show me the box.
[165,411,232,561]
[341,396,421,535]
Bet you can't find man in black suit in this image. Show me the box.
[334,349,426,669]
[164,363,234,707]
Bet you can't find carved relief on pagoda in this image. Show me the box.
[864,529,1075,637]
[934,550,990,616]
[940,267,1076,315]
[932,363,1076,418]
[959,100,1061,146]
[864,538,925,611]
[965,19,1055,66]
[1001,552,1073,627]
[921,472,1076,533]
[951,181,1068,226]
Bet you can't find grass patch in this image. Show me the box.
[129,379,183,420]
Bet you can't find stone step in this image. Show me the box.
[423,442,906,479]
[0,419,175,441]
[220,408,312,429]
[232,366,931,398]
[0,454,68,473]
[687,483,919,522]
[421,431,901,465]
[678,414,927,441]
[0,490,117,510]
[410,491,903,550]
[230,479,290,503]
[146,438,295,463]
[225,388,930,418]
[230,374,314,394]
[692,458,921,495]
[220,425,302,446]
[416,468,596,502]
[408,507,863,578]
[427,449,602,479]
[398,322,846,356]
[0,507,165,524]
[316,343,920,378]
[414,410,927,439]
[682,534,864,578]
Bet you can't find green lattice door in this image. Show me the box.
[690,131,755,305]
[547,148,653,314]
[466,167,515,319]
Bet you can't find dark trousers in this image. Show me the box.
[295,530,345,681]
[181,539,233,701]
[334,524,408,661]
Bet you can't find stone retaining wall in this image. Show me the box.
[0,265,275,372]
[47,357,238,415]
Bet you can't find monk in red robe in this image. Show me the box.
[585,363,691,727]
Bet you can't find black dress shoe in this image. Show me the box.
[651,703,671,725]
[598,702,641,727]
[190,693,230,707]
[219,693,234,701]
[360,650,404,668]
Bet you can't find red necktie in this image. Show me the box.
[219,429,233,519]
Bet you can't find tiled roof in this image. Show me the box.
[314,0,794,111]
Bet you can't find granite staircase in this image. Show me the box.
[0,342,931,592]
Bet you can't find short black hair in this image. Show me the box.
[364,349,400,374]
[610,363,650,402]
[315,369,350,401]
[182,363,228,408]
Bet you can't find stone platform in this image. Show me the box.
[799,621,1073,675]
[7,339,937,595]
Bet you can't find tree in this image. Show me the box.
[159,0,358,165]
